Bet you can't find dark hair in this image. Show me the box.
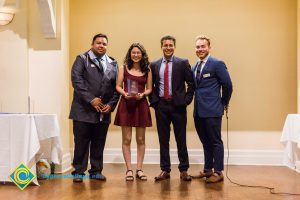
[160,35,176,47]
[124,43,150,73]
[92,33,108,44]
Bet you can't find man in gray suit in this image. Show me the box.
[69,33,119,183]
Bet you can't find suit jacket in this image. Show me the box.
[69,50,119,124]
[192,56,233,118]
[149,56,194,107]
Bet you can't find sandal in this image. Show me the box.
[125,170,134,181]
[136,169,147,181]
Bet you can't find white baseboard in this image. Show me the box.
[296,161,300,173]
[60,148,296,173]
[54,152,72,173]
[103,148,285,166]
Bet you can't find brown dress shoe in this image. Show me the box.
[154,171,170,181]
[180,171,192,181]
[191,171,213,179]
[205,172,224,183]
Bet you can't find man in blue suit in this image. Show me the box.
[192,35,232,183]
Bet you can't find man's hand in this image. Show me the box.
[101,104,111,113]
[91,97,103,112]
[224,105,229,113]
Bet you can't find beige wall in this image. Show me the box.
[70,0,297,135]
[0,0,28,113]
[298,0,300,113]
[0,0,71,154]
[0,0,296,160]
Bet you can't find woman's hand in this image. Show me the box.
[124,92,133,99]
[136,93,145,100]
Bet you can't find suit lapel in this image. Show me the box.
[171,56,177,89]
[198,57,211,83]
[193,62,199,86]
[105,59,118,79]
[155,58,163,83]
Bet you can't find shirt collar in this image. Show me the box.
[198,54,210,63]
[163,56,173,63]
[88,50,110,62]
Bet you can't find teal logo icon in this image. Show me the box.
[9,162,36,190]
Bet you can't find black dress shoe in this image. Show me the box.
[73,177,83,183]
[72,172,85,183]
[72,173,84,183]
[90,173,106,181]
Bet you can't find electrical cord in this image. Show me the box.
[224,110,300,196]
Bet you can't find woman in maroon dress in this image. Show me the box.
[114,43,152,181]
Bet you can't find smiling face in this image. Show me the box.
[195,39,210,60]
[161,39,175,60]
[130,47,142,63]
[91,37,108,56]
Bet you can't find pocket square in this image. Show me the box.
[91,64,96,68]
[203,73,211,78]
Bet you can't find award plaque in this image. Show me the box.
[127,79,138,96]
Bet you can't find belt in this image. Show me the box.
[160,97,173,102]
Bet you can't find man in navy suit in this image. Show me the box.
[149,35,194,181]
[69,33,119,183]
[192,35,232,183]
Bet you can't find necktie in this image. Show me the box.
[164,60,170,99]
[97,57,104,73]
[196,61,203,84]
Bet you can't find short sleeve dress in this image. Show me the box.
[114,67,152,127]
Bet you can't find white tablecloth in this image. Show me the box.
[280,114,300,171]
[0,114,62,184]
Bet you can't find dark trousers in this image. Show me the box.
[194,115,224,172]
[155,99,189,172]
[72,120,109,175]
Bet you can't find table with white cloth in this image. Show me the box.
[280,114,300,172]
[0,113,62,185]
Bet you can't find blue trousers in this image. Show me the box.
[194,116,224,172]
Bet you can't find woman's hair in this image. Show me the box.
[124,43,150,73]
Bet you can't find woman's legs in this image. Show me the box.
[136,127,146,171]
[122,126,133,171]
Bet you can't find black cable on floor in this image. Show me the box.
[225,110,300,196]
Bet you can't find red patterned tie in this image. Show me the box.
[164,60,170,99]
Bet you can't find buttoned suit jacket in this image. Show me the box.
[149,56,194,108]
[192,56,232,118]
[69,50,119,124]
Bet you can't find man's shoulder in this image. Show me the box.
[77,51,89,60]
[173,56,188,62]
[107,55,118,68]
[207,56,227,71]
[150,58,162,65]
[208,55,224,64]
[108,56,116,61]
[173,56,189,65]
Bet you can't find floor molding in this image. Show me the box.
[102,148,285,166]
[54,152,72,173]
[296,161,300,173]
